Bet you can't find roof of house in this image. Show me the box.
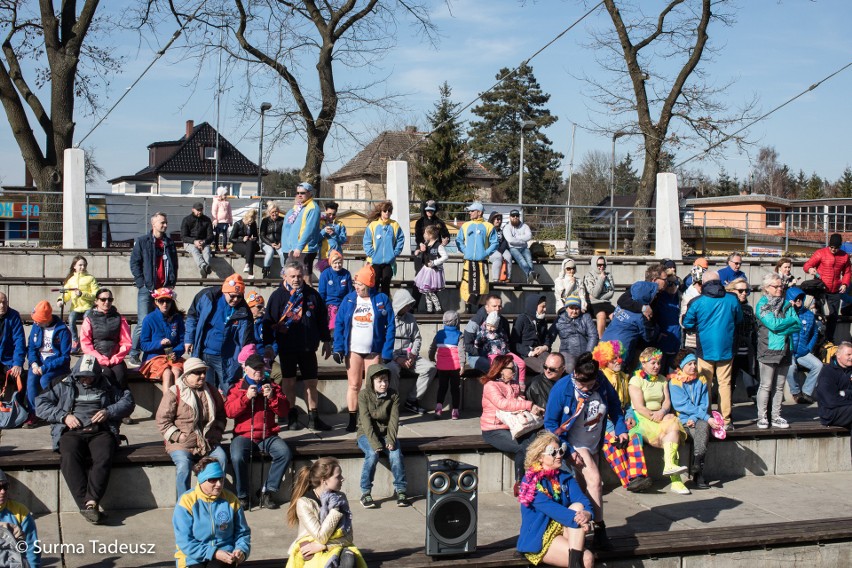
[686,193,791,207]
[108,122,260,183]
[327,129,499,182]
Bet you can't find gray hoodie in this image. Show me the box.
[390,289,422,359]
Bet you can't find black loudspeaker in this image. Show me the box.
[425,459,478,556]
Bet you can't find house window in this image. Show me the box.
[181,181,194,194]
[135,184,153,194]
[765,208,781,228]
[215,182,241,196]
[203,147,217,160]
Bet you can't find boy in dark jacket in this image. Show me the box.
[26,301,72,427]
[511,295,550,376]
[356,364,408,508]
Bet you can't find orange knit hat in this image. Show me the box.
[222,273,245,295]
[329,249,344,264]
[355,264,376,288]
[246,290,264,308]
[32,300,53,326]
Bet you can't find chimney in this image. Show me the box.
[185,120,194,139]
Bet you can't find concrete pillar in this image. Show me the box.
[655,172,682,260]
[63,148,87,249]
[386,161,410,230]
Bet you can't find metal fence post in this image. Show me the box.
[613,208,619,255]
[25,194,30,246]
[785,211,790,252]
[702,214,707,254]
[744,212,749,253]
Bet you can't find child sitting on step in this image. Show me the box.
[413,225,448,313]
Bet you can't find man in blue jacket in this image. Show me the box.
[601,281,659,372]
[129,212,178,365]
[456,201,498,313]
[283,182,321,281]
[785,286,822,404]
[682,270,743,429]
[0,293,26,383]
[184,274,253,395]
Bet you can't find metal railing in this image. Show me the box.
[0,190,842,255]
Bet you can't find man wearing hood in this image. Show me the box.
[35,354,135,524]
[602,281,660,372]
[387,289,436,415]
[511,295,551,375]
[785,286,822,404]
[682,270,744,428]
[803,233,851,342]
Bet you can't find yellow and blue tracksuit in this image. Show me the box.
[455,219,498,261]
[283,198,321,253]
[0,500,39,567]
[363,219,405,265]
[173,485,250,568]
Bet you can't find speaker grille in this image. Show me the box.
[428,497,476,545]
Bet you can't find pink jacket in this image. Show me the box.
[80,315,131,367]
[480,380,532,431]
[211,197,233,225]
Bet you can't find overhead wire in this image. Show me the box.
[395,1,605,159]
[76,1,209,146]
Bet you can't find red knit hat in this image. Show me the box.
[222,274,245,295]
[355,265,376,288]
[32,300,53,326]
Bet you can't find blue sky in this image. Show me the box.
[0,0,850,192]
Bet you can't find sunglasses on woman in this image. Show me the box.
[543,445,566,458]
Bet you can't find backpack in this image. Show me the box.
[0,372,27,429]
[0,525,28,567]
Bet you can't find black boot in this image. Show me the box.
[346,412,358,433]
[308,409,332,431]
[592,520,612,550]
[287,408,303,431]
[262,266,271,279]
[691,456,710,489]
[568,548,584,568]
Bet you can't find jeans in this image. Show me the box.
[27,368,62,413]
[262,243,286,269]
[202,353,232,395]
[508,247,534,277]
[184,243,212,271]
[131,287,155,359]
[481,428,536,482]
[467,355,492,374]
[230,435,292,498]
[757,362,789,421]
[213,223,229,249]
[68,310,83,345]
[357,434,407,495]
[170,446,227,499]
[786,352,822,397]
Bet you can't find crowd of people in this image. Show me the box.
[1,191,852,567]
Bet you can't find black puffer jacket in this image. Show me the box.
[510,295,548,356]
[260,215,284,247]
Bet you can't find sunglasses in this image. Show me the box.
[204,477,224,484]
[543,445,566,458]
[543,365,563,373]
[597,264,606,267]
[734,288,749,294]
[503,366,516,371]
[296,191,307,195]
[155,298,172,304]
[97,297,114,302]
[731,262,742,266]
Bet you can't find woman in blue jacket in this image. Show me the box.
[784,286,822,404]
[173,458,250,568]
[362,201,405,296]
[139,287,186,391]
[517,431,593,568]
[332,265,395,432]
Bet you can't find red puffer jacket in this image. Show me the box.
[803,247,851,293]
[225,379,289,442]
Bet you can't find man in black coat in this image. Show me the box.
[129,212,178,365]
[181,202,215,278]
[525,353,566,410]
[816,342,852,464]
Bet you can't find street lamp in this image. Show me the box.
[257,102,272,212]
[518,119,537,211]
[610,131,629,254]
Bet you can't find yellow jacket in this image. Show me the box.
[59,272,100,313]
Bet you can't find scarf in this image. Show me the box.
[760,295,785,317]
[671,369,698,383]
[518,463,562,507]
[285,202,303,225]
[554,375,590,435]
[275,284,303,333]
[634,369,663,383]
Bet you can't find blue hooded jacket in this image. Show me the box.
[786,286,819,358]
[0,307,26,369]
[185,287,253,382]
[332,290,396,360]
[682,279,743,362]
[601,281,659,359]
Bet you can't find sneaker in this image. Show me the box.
[662,463,688,476]
[626,475,653,493]
[260,492,279,510]
[434,403,443,417]
[22,413,37,429]
[126,355,142,368]
[771,417,790,429]
[397,492,410,507]
[451,409,460,420]
[756,418,769,429]
[360,494,377,509]
[206,264,214,275]
[199,265,208,278]
[121,416,135,425]
[796,393,815,405]
[243,264,251,273]
[81,503,101,524]
[404,400,426,415]
[724,422,735,431]
[670,480,691,495]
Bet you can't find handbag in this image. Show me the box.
[496,409,543,439]
[0,371,27,429]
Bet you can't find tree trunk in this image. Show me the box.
[632,138,662,254]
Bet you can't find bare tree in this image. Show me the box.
[159,0,437,193]
[584,0,757,253]
[0,0,121,245]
